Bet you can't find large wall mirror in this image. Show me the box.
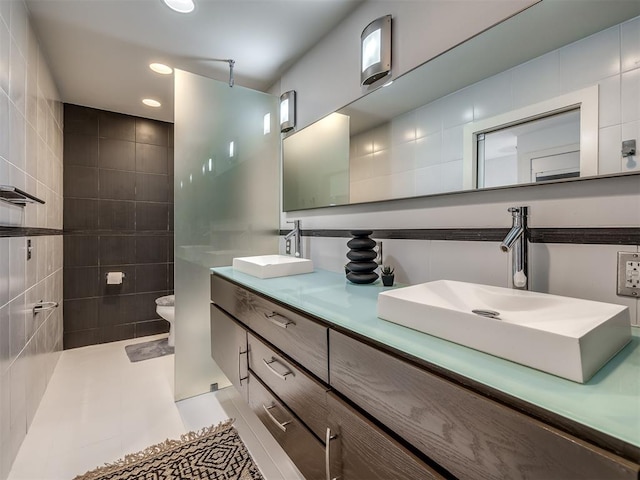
[283,1,640,211]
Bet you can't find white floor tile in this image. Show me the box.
[8,334,299,480]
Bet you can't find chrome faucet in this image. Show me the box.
[500,206,529,290]
[284,220,302,258]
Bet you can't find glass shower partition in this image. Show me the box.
[174,70,280,400]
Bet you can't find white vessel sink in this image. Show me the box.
[377,280,631,383]
[232,255,313,279]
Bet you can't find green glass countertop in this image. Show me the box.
[211,266,640,449]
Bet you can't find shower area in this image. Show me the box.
[173,70,280,400]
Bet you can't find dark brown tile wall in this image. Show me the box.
[63,104,174,349]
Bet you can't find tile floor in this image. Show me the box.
[8,334,303,480]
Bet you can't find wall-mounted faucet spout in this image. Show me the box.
[500,206,529,290]
[500,224,524,252]
[284,220,302,258]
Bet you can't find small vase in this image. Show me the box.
[381,274,394,287]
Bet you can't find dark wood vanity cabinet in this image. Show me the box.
[211,273,639,480]
[211,272,328,382]
[247,332,329,440]
[248,372,326,480]
[326,391,443,480]
[210,304,248,401]
[329,329,639,480]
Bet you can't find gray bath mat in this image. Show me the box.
[125,338,174,362]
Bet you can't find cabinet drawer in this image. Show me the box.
[329,330,639,480]
[210,304,248,401]
[248,333,329,440]
[211,274,328,382]
[248,373,325,480]
[327,392,443,480]
[211,274,251,327]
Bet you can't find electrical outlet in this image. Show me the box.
[617,252,640,297]
[285,239,291,255]
[626,261,640,288]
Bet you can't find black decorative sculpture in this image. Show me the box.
[346,230,378,284]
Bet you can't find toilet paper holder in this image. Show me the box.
[105,273,126,279]
[106,272,126,285]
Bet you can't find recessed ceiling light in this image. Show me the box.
[142,98,161,108]
[150,63,173,75]
[163,0,195,13]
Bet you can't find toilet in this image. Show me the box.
[155,295,175,347]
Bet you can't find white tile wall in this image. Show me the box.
[529,243,638,323]
[428,240,508,287]
[511,51,561,108]
[300,233,640,327]
[599,124,623,174]
[0,1,63,479]
[285,172,640,327]
[299,17,640,331]
[560,25,620,92]
[621,16,640,73]
[350,15,640,198]
[622,69,640,123]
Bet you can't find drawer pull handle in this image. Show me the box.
[265,312,294,329]
[325,427,339,480]
[263,357,293,380]
[238,347,249,386]
[263,404,291,432]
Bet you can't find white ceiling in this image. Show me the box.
[26,0,363,122]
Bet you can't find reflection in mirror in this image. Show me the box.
[463,85,598,190]
[283,113,350,210]
[282,2,640,212]
[479,110,580,188]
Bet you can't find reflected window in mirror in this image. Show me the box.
[478,109,580,188]
[463,86,599,190]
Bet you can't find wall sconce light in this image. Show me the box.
[280,90,296,133]
[263,113,271,135]
[361,15,391,86]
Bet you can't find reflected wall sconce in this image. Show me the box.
[280,90,296,133]
[263,113,271,135]
[361,15,392,86]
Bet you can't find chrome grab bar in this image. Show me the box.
[264,312,294,329]
[262,404,291,432]
[262,357,293,380]
[325,427,339,480]
[33,301,58,314]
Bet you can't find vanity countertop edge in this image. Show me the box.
[210,266,640,461]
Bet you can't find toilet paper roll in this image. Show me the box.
[106,272,124,285]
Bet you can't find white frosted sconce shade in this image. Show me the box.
[280,90,296,133]
[263,113,271,135]
[361,15,391,86]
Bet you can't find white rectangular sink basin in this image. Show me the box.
[377,280,631,383]
[232,255,313,279]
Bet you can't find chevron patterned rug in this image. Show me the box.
[73,420,264,480]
